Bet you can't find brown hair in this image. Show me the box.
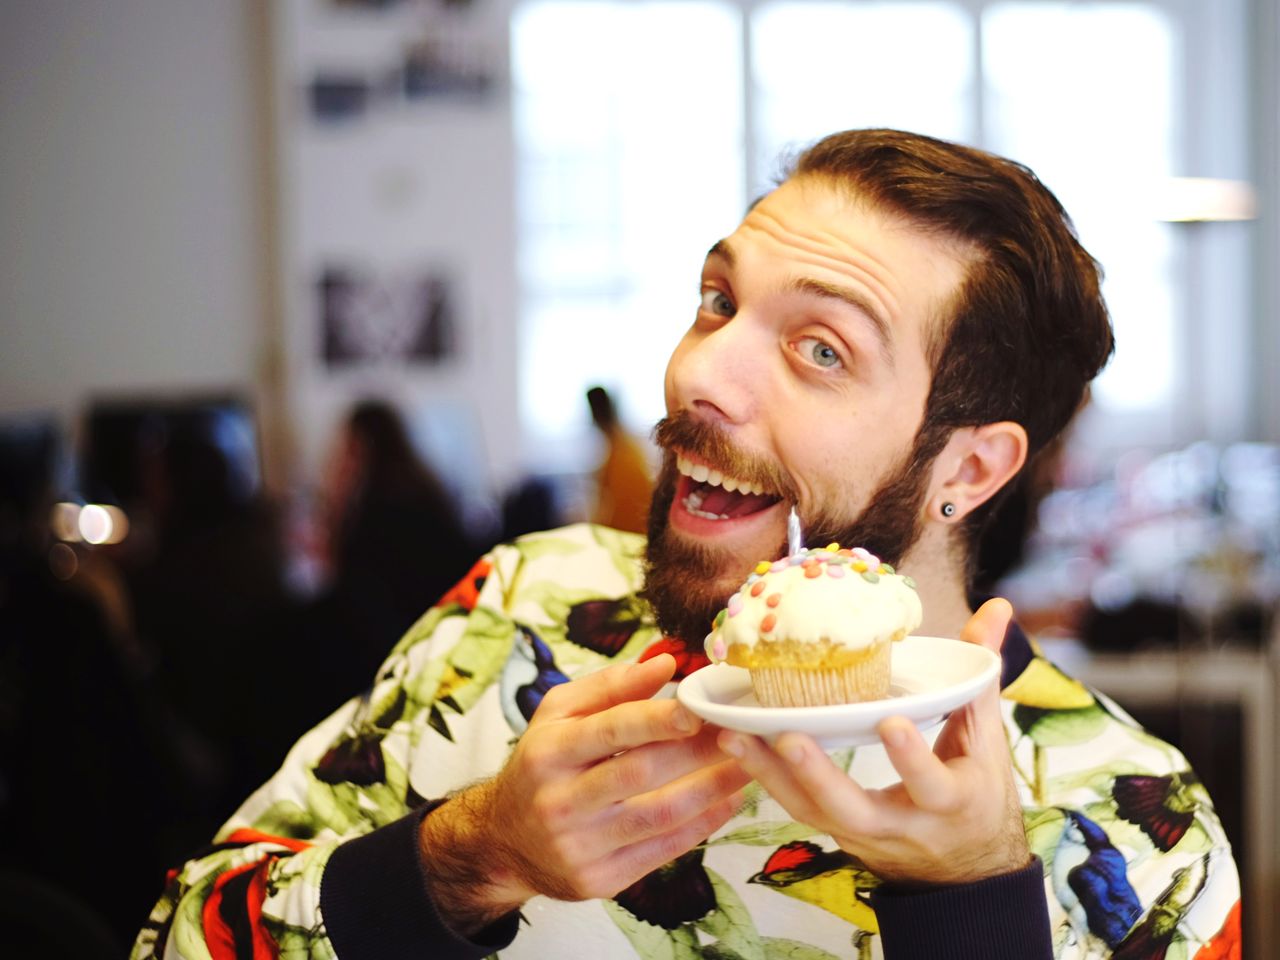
[788,129,1114,568]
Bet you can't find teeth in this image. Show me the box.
[675,454,769,497]
[682,496,731,520]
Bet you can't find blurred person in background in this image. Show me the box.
[125,411,298,841]
[586,385,653,535]
[309,399,477,685]
[0,419,165,955]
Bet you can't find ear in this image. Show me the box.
[927,421,1028,521]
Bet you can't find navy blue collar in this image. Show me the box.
[1000,618,1035,689]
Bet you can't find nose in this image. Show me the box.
[664,313,769,427]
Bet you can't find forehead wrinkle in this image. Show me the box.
[742,204,911,355]
[740,205,906,329]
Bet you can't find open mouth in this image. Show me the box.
[675,454,783,521]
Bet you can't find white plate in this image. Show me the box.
[676,635,1001,747]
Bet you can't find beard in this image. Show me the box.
[642,410,948,644]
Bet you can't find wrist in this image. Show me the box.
[419,785,531,936]
[846,827,1031,890]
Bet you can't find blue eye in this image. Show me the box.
[795,337,842,369]
[700,289,736,317]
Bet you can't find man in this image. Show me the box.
[133,131,1240,959]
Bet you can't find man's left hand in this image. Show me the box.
[717,598,1030,886]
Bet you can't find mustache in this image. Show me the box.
[651,411,798,503]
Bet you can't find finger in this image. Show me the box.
[598,788,746,895]
[878,716,962,813]
[608,757,752,849]
[576,724,729,806]
[718,730,865,834]
[765,732,880,833]
[948,597,1014,737]
[961,597,1013,654]
[552,696,703,767]
[534,653,678,724]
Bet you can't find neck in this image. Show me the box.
[898,524,973,640]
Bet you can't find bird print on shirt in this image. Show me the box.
[1112,853,1209,959]
[1113,771,1206,852]
[1052,809,1143,949]
[499,624,570,732]
[749,841,881,934]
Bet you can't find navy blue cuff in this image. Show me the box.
[871,856,1052,960]
[321,803,520,960]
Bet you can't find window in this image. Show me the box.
[981,2,1177,414]
[511,1,743,469]
[512,0,1252,468]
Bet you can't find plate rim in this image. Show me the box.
[675,635,1000,738]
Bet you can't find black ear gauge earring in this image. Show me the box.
[940,501,957,518]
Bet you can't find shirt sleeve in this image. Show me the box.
[873,857,1052,960]
[130,550,518,960]
[321,803,519,960]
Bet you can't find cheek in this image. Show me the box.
[782,413,886,515]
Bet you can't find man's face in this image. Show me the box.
[644,177,972,642]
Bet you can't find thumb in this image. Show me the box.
[933,598,1012,760]
[961,597,1014,654]
[536,652,678,723]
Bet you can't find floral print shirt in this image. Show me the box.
[132,524,1242,960]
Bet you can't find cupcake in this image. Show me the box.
[704,545,922,707]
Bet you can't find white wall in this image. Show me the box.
[0,0,263,427]
[272,0,521,494]
[0,0,525,499]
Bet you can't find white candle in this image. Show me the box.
[787,505,803,556]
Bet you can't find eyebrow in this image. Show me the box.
[785,277,894,367]
[705,239,734,266]
[704,239,895,366]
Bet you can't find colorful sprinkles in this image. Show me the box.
[734,545,903,583]
[706,545,916,665]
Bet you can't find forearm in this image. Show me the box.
[416,783,535,938]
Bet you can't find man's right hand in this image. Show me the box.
[418,653,749,936]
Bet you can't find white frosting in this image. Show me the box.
[705,548,922,659]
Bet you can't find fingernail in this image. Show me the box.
[881,722,907,749]
[720,733,744,758]
[673,707,696,733]
[780,739,805,764]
